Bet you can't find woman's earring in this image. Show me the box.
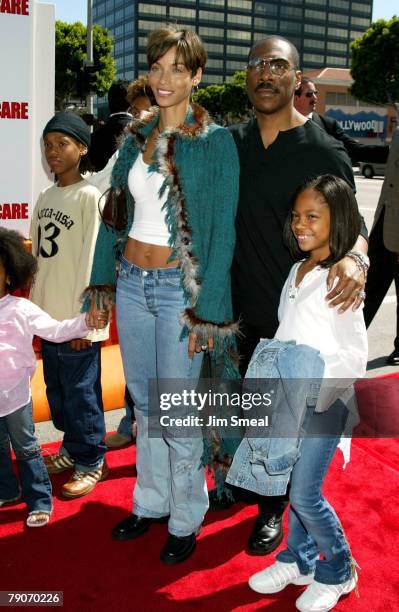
[190,81,199,103]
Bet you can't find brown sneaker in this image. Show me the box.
[44,453,75,475]
[62,461,109,499]
[105,432,132,449]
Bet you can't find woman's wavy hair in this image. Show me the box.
[0,227,37,292]
[283,174,361,267]
[126,75,156,109]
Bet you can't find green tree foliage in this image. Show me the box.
[350,17,399,107]
[193,71,250,123]
[55,21,116,110]
[220,71,250,121]
[193,84,224,117]
[229,71,246,87]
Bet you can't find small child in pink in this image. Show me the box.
[0,228,107,527]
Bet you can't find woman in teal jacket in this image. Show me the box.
[87,26,239,565]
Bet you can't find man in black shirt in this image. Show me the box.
[89,80,132,171]
[224,35,368,556]
[294,77,389,165]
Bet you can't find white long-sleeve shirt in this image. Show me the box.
[85,150,118,196]
[275,262,368,413]
[0,294,89,416]
[276,262,368,378]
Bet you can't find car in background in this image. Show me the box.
[359,161,386,178]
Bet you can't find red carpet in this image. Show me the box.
[1,436,399,611]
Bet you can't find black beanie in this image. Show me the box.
[43,112,91,148]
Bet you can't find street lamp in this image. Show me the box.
[86,0,93,116]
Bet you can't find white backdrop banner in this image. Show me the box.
[0,0,55,237]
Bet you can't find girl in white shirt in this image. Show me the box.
[248,175,368,612]
[0,228,107,527]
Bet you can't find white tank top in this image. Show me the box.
[128,153,170,246]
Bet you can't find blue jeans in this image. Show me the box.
[41,340,106,471]
[117,388,135,439]
[277,402,353,585]
[0,402,52,513]
[116,256,208,537]
[227,339,324,496]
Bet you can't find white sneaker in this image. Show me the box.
[295,572,358,612]
[249,561,315,594]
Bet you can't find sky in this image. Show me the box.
[40,0,397,24]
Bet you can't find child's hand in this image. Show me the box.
[70,339,92,351]
[86,309,109,330]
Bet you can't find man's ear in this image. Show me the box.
[295,70,302,91]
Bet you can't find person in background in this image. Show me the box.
[294,76,389,165]
[0,228,107,527]
[87,76,157,198]
[363,126,399,365]
[30,112,109,499]
[89,80,132,172]
[127,74,156,118]
[88,76,157,450]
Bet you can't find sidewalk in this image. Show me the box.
[35,406,125,445]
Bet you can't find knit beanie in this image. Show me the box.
[43,112,91,148]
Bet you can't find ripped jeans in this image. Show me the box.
[0,402,52,513]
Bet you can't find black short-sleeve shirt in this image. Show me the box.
[230,119,358,334]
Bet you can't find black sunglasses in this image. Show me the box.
[305,91,318,97]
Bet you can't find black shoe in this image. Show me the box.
[208,488,236,511]
[247,513,284,555]
[160,533,196,565]
[386,350,399,366]
[112,513,169,541]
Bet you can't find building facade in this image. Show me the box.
[306,68,396,144]
[92,0,372,86]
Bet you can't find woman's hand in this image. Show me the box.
[87,293,113,329]
[188,332,214,358]
[71,309,110,351]
[326,256,365,313]
[85,309,110,330]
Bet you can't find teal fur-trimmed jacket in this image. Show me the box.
[88,103,240,378]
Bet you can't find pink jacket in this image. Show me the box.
[0,294,88,416]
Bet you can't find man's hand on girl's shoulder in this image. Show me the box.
[325,256,365,313]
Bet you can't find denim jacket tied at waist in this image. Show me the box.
[226,339,324,497]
